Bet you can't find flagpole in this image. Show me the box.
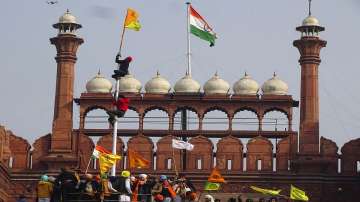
[111,79,120,177]
[119,9,128,57]
[85,157,92,174]
[111,17,127,177]
[186,2,191,76]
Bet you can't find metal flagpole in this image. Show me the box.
[111,79,120,176]
[186,2,191,76]
[181,1,191,172]
[111,20,127,177]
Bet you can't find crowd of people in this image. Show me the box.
[35,167,198,202]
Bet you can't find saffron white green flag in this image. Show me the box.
[189,5,217,46]
[172,139,194,151]
[92,145,111,159]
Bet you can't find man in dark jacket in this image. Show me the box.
[55,167,79,201]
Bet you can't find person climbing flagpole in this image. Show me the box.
[110,8,141,176]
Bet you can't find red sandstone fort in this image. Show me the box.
[0,8,360,202]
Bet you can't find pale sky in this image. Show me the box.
[1,0,360,150]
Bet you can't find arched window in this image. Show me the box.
[117,109,139,130]
[84,108,109,129]
[357,161,360,173]
[174,109,198,130]
[233,110,259,130]
[197,158,202,170]
[262,110,288,131]
[9,156,13,168]
[273,157,276,171]
[143,109,169,130]
[257,159,262,171]
[203,110,228,131]
[166,158,172,170]
[227,159,232,170]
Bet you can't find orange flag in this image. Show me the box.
[124,8,141,31]
[128,149,150,169]
[208,167,225,183]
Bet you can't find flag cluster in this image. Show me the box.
[250,185,309,201]
[121,5,217,46]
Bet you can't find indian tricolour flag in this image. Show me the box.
[92,145,111,159]
[189,5,217,46]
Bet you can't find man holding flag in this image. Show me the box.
[109,7,141,176]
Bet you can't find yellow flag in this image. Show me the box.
[208,167,225,183]
[124,8,141,31]
[128,149,150,169]
[99,153,121,174]
[290,185,309,201]
[250,186,281,196]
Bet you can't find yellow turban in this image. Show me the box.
[121,170,130,178]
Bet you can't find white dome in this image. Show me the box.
[261,73,288,95]
[302,16,320,26]
[86,72,113,93]
[174,74,201,93]
[203,72,230,95]
[118,74,142,93]
[59,10,77,24]
[233,72,259,95]
[145,71,171,94]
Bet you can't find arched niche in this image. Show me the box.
[246,136,273,172]
[216,136,243,171]
[96,134,125,171]
[143,107,169,130]
[156,135,181,171]
[127,135,154,171]
[84,106,110,129]
[276,136,291,171]
[341,138,360,175]
[173,107,199,130]
[262,109,289,131]
[77,134,95,171]
[32,134,51,170]
[187,136,213,171]
[202,108,229,131]
[233,108,259,131]
[8,132,31,170]
[320,137,338,174]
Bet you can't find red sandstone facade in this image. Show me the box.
[0,10,360,202]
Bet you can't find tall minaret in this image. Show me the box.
[293,2,326,155]
[50,10,83,152]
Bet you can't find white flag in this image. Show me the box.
[172,139,194,151]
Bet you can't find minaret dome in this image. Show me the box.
[53,10,82,35]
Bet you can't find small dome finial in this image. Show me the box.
[66,9,70,13]
[244,71,248,77]
[273,72,277,77]
[308,0,312,16]
[97,69,101,75]
[215,70,218,77]
[156,70,160,76]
